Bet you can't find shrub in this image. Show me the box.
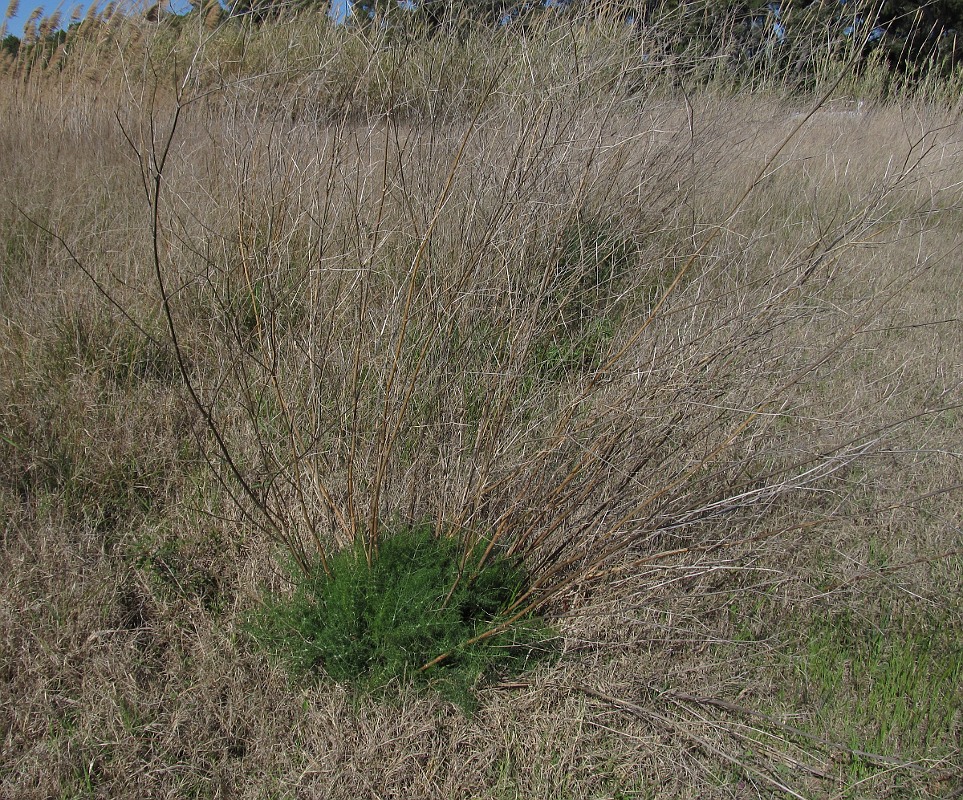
[249,521,555,707]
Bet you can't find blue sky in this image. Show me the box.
[1,1,363,37]
[2,0,196,38]
[1,1,379,37]
[4,0,52,38]
[5,2,98,37]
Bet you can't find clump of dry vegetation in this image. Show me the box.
[1,4,961,798]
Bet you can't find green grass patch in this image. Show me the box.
[249,522,555,708]
[796,607,963,753]
[766,595,963,794]
[532,316,616,378]
[725,573,963,794]
[131,529,227,614]
[50,311,178,389]
[528,214,636,379]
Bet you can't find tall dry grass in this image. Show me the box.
[1,7,961,798]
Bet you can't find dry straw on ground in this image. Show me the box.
[1,6,961,798]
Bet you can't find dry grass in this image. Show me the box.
[1,9,961,799]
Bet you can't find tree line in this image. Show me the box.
[4,0,963,82]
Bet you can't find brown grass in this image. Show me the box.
[1,10,961,799]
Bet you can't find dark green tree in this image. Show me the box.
[1,33,19,56]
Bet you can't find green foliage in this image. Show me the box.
[799,609,962,748]
[2,387,160,530]
[0,213,50,302]
[0,34,20,58]
[50,311,179,388]
[784,600,963,788]
[132,529,227,613]
[726,580,963,794]
[549,215,635,327]
[533,316,615,378]
[530,215,634,378]
[249,522,555,707]
[0,310,185,530]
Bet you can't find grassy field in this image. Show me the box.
[1,9,961,799]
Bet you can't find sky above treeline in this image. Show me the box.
[5,1,92,37]
[2,0,196,38]
[2,0,356,37]
[1,0,537,38]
